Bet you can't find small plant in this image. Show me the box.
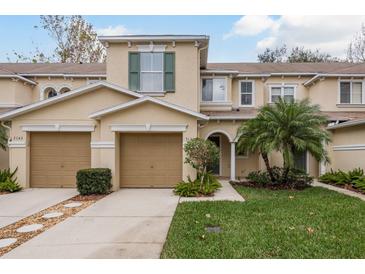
[0,179,22,192]
[246,170,271,185]
[174,173,222,197]
[76,168,112,195]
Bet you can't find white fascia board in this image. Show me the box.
[0,81,142,120]
[200,70,239,74]
[110,124,188,132]
[304,74,365,86]
[19,73,106,78]
[89,96,209,120]
[0,74,37,85]
[327,119,365,130]
[98,35,209,42]
[333,144,365,151]
[208,115,255,120]
[237,74,271,78]
[21,124,95,132]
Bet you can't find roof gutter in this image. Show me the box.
[0,74,37,85]
[327,119,365,130]
[19,73,106,78]
[304,73,365,86]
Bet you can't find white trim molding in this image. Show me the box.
[110,124,188,132]
[137,44,166,52]
[90,141,115,149]
[21,124,95,132]
[333,144,365,151]
[204,129,234,143]
[89,96,209,120]
[8,140,26,148]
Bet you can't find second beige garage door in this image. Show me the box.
[120,133,182,187]
[30,132,91,188]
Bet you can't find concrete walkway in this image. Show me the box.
[313,180,365,201]
[0,188,77,229]
[3,189,179,259]
[180,180,245,202]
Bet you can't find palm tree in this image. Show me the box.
[237,98,331,183]
[237,117,277,182]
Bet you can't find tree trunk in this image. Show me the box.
[261,152,275,183]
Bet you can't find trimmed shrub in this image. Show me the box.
[245,166,313,190]
[76,168,112,195]
[319,168,365,193]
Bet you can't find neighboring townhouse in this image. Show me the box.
[0,63,106,169]
[0,34,365,189]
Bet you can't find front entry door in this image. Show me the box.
[208,135,220,175]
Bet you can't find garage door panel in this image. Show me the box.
[120,133,182,188]
[30,132,91,188]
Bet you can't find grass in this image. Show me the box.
[161,186,365,258]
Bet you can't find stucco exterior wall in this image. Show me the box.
[327,125,365,172]
[0,79,33,107]
[106,42,200,111]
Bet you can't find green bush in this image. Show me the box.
[319,168,365,193]
[174,172,222,197]
[246,166,313,190]
[0,168,22,193]
[76,168,112,195]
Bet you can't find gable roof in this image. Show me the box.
[0,81,142,120]
[89,96,209,120]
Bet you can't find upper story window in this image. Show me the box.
[339,81,364,104]
[201,78,227,102]
[239,80,255,107]
[44,87,57,99]
[269,84,296,103]
[140,52,163,92]
[129,51,175,93]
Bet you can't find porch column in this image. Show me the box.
[230,141,236,181]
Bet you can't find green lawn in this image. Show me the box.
[161,186,365,258]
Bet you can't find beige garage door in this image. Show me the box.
[30,132,91,188]
[120,133,182,187]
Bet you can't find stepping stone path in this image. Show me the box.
[42,212,64,219]
[16,224,43,233]
[0,238,17,248]
[64,202,82,208]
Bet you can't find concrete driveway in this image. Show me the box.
[3,188,179,259]
[0,188,77,229]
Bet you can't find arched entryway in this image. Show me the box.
[204,130,236,181]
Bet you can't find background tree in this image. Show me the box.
[9,15,106,63]
[258,45,338,63]
[347,23,365,62]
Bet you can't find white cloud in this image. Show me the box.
[96,25,131,36]
[227,15,365,58]
[224,15,275,39]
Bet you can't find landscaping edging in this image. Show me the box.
[0,194,107,256]
[313,181,365,201]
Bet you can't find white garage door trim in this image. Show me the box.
[110,123,187,132]
[21,124,95,132]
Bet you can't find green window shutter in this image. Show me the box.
[164,52,175,92]
[129,52,140,91]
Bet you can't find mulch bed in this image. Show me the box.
[0,191,10,195]
[0,193,108,257]
[232,180,309,191]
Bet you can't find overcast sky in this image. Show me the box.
[0,15,364,63]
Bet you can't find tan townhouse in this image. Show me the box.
[0,34,365,190]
